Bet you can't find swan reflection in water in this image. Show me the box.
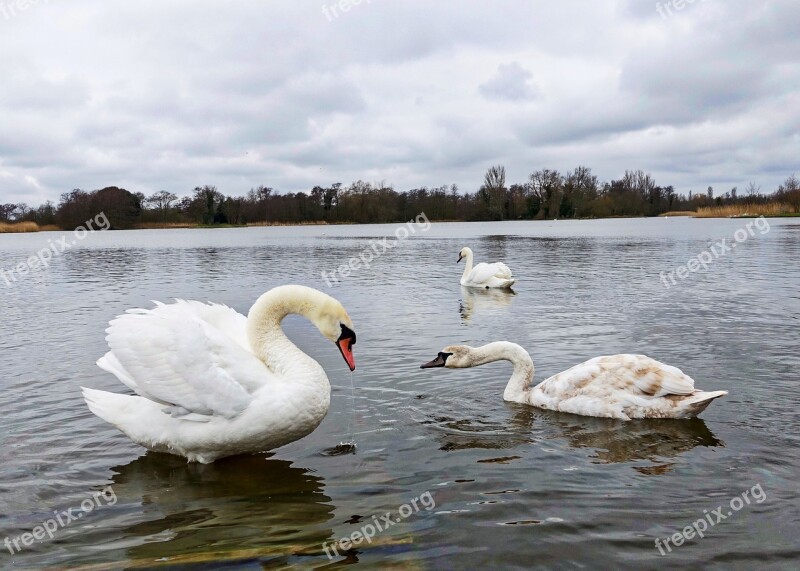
[416,400,722,473]
[459,286,516,322]
[105,453,336,566]
[528,407,724,474]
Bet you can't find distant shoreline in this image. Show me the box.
[3,212,799,233]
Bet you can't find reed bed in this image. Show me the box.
[0,221,41,233]
[695,203,796,218]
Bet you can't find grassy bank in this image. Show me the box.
[135,222,212,229]
[135,221,329,229]
[1,221,329,233]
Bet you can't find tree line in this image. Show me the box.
[2,167,798,230]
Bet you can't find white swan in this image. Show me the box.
[421,342,727,420]
[457,247,515,289]
[82,285,357,463]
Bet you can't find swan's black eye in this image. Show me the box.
[339,324,356,345]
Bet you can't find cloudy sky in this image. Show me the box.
[1,0,798,205]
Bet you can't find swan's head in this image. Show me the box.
[249,285,357,371]
[312,298,357,371]
[457,247,473,264]
[420,345,471,369]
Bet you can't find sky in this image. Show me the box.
[0,0,799,206]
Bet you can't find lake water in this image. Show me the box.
[1,218,799,570]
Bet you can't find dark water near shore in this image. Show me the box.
[1,218,799,570]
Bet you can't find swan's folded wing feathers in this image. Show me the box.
[105,304,253,419]
[646,363,695,396]
[97,351,142,394]
[597,355,695,397]
[176,300,250,349]
[467,262,513,285]
[492,262,513,279]
[467,263,497,285]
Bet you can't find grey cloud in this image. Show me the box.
[479,62,539,102]
[0,0,798,204]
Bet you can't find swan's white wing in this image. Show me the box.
[467,262,513,285]
[490,262,513,280]
[102,301,266,420]
[165,300,250,350]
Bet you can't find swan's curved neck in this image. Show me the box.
[461,250,474,282]
[246,287,328,381]
[468,342,534,401]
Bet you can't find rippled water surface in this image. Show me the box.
[1,218,799,570]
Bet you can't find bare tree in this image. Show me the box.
[481,165,508,219]
[0,203,18,222]
[564,165,598,217]
[192,185,222,224]
[483,165,506,191]
[528,169,563,219]
[620,170,655,200]
[745,181,761,197]
[251,185,273,222]
[779,173,799,192]
[777,174,800,212]
[146,190,178,224]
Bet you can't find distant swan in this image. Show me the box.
[457,247,515,289]
[421,342,727,420]
[83,285,357,463]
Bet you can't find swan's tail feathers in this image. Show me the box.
[488,277,516,289]
[82,387,136,426]
[682,390,728,417]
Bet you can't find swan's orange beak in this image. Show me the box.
[337,337,356,371]
[336,325,356,371]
